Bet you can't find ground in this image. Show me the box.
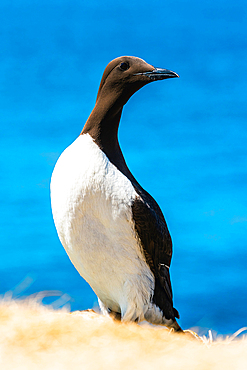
[0,298,247,370]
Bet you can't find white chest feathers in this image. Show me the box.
[50,134,154,319]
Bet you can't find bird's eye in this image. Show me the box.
[119,62,130,71]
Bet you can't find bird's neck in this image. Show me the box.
[81,98,136,183]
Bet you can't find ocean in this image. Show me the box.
[0,0,246,334]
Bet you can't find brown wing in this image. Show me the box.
[132,184,179,320]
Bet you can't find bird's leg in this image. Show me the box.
[98,298,121,321]
[167,320,183,333]
[108,310,121,321]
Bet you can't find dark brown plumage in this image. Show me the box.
[81,56,181,330]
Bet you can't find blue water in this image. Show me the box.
[1,0,247,335]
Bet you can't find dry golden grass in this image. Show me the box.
[0,298,247,370]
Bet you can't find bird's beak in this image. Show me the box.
[135,68,179,81]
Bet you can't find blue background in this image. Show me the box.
[1,0,246,335]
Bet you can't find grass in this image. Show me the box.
[0,296,247,369]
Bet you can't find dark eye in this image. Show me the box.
[119,62,130,71]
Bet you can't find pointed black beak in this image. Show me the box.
[135,68,179,81]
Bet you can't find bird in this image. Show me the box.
[50,56,182,332]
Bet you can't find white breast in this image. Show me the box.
[50,134,154,320]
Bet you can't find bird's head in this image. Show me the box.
[96,56,179,107]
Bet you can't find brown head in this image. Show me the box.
[81,56,179,170]
[95,56,179,108]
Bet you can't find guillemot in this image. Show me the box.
[50,56,182,331]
